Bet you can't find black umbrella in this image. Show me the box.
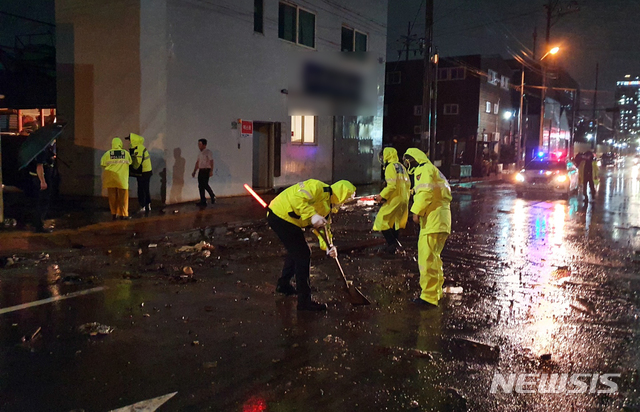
[17,123,65,170]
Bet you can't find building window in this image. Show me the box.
[500,75,509,90]
[413,105,423,116]
[386,71,401,85]
[494,102,499,114]
[254,0,264,33]
[450,67,465,80]
[341,26,367,51]
[488,69,499,85]
[438,67,465,81]
[443,104,459,115]
[291,115,316,144]
[485,101,492,113]
[413,125,422,135]
[279,2,315,48]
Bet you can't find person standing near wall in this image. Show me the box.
[28,143,55,233]
[192,138,216,207]
[127,133,152,216]
[101,137,132,220]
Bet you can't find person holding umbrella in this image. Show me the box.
[17,124,66,233]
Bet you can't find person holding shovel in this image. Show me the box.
[403,148,452,309]
[267,179,356,311]
[373,147,411,256]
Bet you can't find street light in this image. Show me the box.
[539,46,561,153]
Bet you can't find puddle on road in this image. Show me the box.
[2,172,640,411]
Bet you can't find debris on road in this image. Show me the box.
[78,323,114,336]
[177,241,215,253]
[46,264,62,284]
[21,326,42,343]
[443,286,463,294]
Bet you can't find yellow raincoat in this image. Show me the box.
[373,148,410,232]
[100,138,132,189]
[405,148,452,305]
[578,159,599,187]
[268,179,356,228]
[130,133,152,173]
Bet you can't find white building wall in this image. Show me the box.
[56,0,387,203]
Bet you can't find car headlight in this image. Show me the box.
[545,171,553,176]
[516,173,525,182]
[556,174,567,183]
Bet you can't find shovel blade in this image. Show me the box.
[344,281,371,306]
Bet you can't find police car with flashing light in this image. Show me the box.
[514,152,579,199]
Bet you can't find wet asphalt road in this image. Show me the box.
[1,162,640,411]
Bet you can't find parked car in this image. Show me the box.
[515,158,579,198]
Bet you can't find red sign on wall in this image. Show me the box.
[241,120,253,138]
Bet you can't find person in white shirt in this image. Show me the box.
[192,139,216,206]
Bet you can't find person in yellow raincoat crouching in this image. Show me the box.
[373,147,410,256]
[267,179,356,311]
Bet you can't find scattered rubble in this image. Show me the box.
[78,323,114,336]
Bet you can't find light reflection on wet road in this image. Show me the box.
[1,162,640,411]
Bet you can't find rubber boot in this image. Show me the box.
[297,294,327,311]
[276,279,297,296]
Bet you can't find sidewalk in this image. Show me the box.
[0,176,511,254]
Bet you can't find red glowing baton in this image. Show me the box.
[244,184,268,208]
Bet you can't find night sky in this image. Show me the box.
[2,0,638,108]
[387,0,640,108]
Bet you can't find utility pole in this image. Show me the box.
[420,0,434,155]
[545,0,553,47]
[517,66,525,167]
[0,135,3,224]
[430,48,439,162]
[592,62,599,150]
[532,27,538,60]
[404,22,411,61]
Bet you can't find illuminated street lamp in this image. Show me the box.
[539,46,560,152]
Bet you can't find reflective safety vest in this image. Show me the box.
[101,137,132,189]
[373,147,410,231]
[406,148,452,234]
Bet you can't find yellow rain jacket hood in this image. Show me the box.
[373,148,410,231]
[406,148,452,234]
[130,133,152,173]
[269,179,356,228]
[100,137,132,189]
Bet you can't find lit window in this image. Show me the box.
[485,101,492,113]
[279,2,315,48]
[291,115,316,144]
[494,102,499,114]
[488,69,498,85]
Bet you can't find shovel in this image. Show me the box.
[318,225,370,306]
